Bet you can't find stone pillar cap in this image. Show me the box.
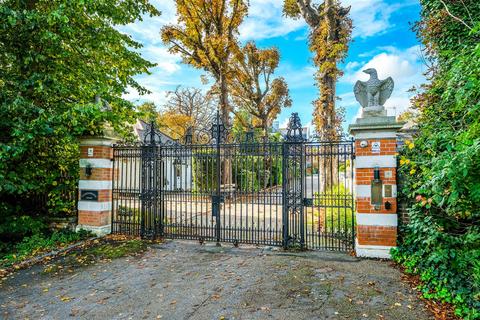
[349,116,405,135]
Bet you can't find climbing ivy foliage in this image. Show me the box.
[0,0,159,215]
[283,0,351,139]
[392,1,480,318]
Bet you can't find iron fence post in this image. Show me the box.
[157,142,164,238]
[213,111,223,244]
[300,141,305,249]
[281,142,289,249]
[282,113,306,249]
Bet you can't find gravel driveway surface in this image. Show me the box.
[0,240,431,320]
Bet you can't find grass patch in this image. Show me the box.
[85,238,146,259]
[0,229,93,269]
[313,184,355,234]
[42,236,148,274]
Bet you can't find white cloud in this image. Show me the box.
[345,61,361,72]
[239,0,305,40]
[240,0,416,41]
[346,46,420,83]
[342,45,426,119]
[342,0,417,38]
[277,64,316,90]
[142,46,181,75]
[118,0,177,45]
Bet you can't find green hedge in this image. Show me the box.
[393,3,480,317]
[313,184,354,233]
[192,151,282,192]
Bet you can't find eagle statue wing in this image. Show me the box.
[379,77,394,106]
[354,80,368,108]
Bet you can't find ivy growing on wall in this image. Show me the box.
[392,1,480,318]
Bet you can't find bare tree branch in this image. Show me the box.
[439,0,473,30]
[296,0,320,27]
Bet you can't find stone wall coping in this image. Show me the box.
[348,116,405,135]
[349,122,405,134]
[79,136,119,147]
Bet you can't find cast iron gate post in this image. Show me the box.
[211,112,226,244]
[282,113,305,249]
[140,121,163,239]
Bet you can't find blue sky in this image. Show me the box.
[120,0,425,131]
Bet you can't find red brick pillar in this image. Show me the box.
[76,136,117,235]
[349,117,404,258]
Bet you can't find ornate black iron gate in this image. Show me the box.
[112,113,355,251]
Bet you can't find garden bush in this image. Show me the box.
[0,0,158,253]
[313,183,354,233]
[192,151,282,192]
[1,228,92,268]
[393,2,480,318]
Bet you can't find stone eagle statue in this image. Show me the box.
[354,68,394,117]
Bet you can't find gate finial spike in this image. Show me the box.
[286,113,304,142]
[184,126,193,144]
[211,110,227,143]
[143,120,158,145]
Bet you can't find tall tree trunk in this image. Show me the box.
[219,71,232,187]
[262,117,268,140]
[315,0,341,192]
[219,72,230,128]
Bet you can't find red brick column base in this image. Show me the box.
[76,136,117,236]
[349,117,404,259]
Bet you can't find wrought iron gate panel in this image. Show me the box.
[161,142,218,241]
[302,141,355,251]
[112,144,142,236]
[218,141,284,246]
[111,114,355,252]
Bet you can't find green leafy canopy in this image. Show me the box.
[0,0,160,214]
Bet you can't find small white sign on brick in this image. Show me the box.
[371,141,381,153]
